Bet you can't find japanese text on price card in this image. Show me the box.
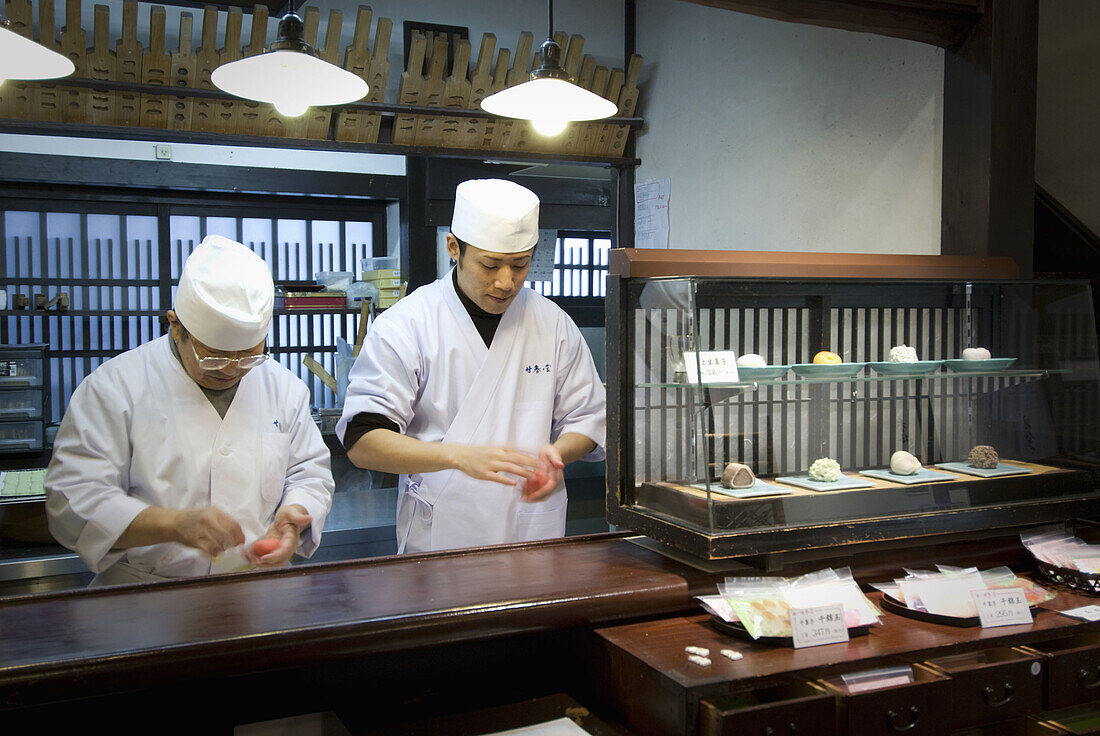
[683,351,740,384]
[971,587,1033,627]
[790,602,849,648]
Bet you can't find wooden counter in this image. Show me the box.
[0,534,708,710]
[3,532,1099,735]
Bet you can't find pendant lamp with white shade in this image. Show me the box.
[480,0,617,136]
[0,18,75,87]
[211,11,367,118]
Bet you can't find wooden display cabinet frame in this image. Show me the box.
[604,248,1100,561]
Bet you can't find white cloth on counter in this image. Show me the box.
[337,270,605,553]
[45,335,334,578]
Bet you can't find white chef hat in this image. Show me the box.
[174,235,274,351]
[451,179,540,254]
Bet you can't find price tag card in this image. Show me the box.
[971,587,1034,627]
[790,602,849,648]
[1057,605,1100,622]
[683,351,740,384]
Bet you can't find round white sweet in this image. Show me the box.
[808,457,842,482]
[890,450,921,475]
[737,353,767,368]
[888,345,918,363]
[963,347,991,361]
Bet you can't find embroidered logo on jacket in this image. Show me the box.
[525,364,552,375]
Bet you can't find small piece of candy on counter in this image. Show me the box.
[687,655,712,666]
[685,646,710,656]
[720,649,743,661]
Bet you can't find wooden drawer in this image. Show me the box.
[1022,634,1100,710]
[1030,702,1100,734]
[923,647,1045,730]
[817,663,949,735]
[700,682,837,736]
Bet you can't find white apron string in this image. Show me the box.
[396,479,434,554]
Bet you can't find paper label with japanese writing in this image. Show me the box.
[634,178,670,249]
[526,229,557,283]
[1057,605,1100,622]
[971,587,1034,627]
[683,351,740,384]
[790,603,849,648]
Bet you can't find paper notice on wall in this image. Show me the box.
[527,229,557,282]
[634,177,670,248]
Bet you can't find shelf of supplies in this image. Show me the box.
[274,308,363,315]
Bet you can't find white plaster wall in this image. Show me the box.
[635,1,943,254]
[1037,0,1100,236]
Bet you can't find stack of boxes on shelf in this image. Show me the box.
[361,257,406,309]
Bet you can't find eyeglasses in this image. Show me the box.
[189,341,269,371]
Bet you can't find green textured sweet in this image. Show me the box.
[808,457,841,482]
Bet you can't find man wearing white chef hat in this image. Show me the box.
[46,235,334,585]
[338,178,605,553]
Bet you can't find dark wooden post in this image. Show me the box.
[941,0,1038,276]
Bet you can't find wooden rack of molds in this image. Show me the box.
[0,0,642,157]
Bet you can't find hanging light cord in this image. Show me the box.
[547,0,554,40]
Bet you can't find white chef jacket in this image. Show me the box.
[45,335,334,578]
[336,270,605,553]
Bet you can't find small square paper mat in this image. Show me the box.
[934,461,1030,478]
[775,474,877,492]
[690,478,795,498]
[860,467,958,485]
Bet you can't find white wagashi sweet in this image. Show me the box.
[962,347,991,361]
[888,345,918,363]
[808,457,841,482]
[890,450,921,475]
[721,462,756,489]
[736,353,767,368]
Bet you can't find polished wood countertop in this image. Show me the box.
[0,534,710,703]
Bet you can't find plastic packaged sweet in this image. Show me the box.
[881,565,1054,618]
[717,569,881,639]
[727,598,794,639]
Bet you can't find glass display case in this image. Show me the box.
[606,250,1100,560]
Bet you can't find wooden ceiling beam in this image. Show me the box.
[678,0,983,48]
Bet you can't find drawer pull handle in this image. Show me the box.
[762,727,799,736]
[983,682,1014,707]
[887,706,920,731]
[1080,667,1100,689]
